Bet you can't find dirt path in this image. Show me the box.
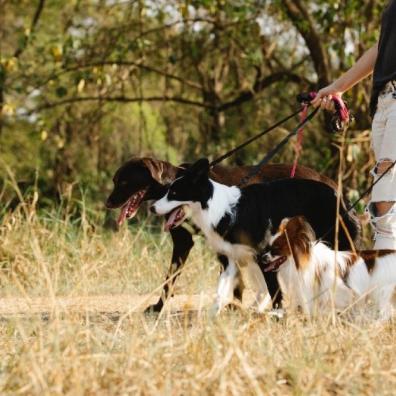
[0,294,216,316]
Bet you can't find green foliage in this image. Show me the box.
[0,0,384,211]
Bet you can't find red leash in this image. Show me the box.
[290,92,350,178]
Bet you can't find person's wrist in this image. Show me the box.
[331,81,346,95]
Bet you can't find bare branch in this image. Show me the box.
[219,71,310,111]
[14,0,46,58]
[282,0,331,87]
[25,60,203,95]
[1,0,46,136]
[30,0,46,32]
[24,95,211,115]
[107,16,259,40]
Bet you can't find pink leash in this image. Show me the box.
[290,92,349,178]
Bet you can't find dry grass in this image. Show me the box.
[0,207,395,395]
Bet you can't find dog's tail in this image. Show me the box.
[339,203,362,251]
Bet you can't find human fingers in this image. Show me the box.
[311,88,331,107]
[311,83,342,107]
[320,95,335,111]
[311,91,325,107]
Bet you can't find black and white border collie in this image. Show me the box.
[152,158,360,313]
[263,216,396,319]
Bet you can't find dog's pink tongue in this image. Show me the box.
[164,208,182,232]
[117,204,129,226]
[264,256,287,272]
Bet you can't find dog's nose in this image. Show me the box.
[259,252,272,265]
[150,205,157,214]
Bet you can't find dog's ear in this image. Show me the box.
[302,219,316,243]
[278,218,290,234]
[292,216,316,241]
[187,158,210,181]
[142,158,164,183]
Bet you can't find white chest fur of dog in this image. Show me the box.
[190,181,242,256]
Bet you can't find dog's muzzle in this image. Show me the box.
[258,252,287,272]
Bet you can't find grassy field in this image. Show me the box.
[0,205,395,395]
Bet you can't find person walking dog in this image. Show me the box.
[312,0,396,249]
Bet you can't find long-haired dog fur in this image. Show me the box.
[106,156,353,312]
[263,216,396,319]
[152,158,361,313]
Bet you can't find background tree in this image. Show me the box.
[0,0,385,212]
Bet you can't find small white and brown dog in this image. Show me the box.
[262,216,396,319]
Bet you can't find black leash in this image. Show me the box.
[260,160,396,270]
[210,92,350,169]
[348,160,396,211]
[318,160,396,245]
[238,107,320,187]
[210,107,304,167]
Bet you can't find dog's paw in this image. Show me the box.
[210,299,230,317]
[209,303,221,318]
[144,299,164,314]
[252,293,272,314]
[378,307,395,322]
[267,308,286,321]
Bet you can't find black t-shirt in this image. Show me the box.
[370,0,396,115]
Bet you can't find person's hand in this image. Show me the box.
[311,83,344,111]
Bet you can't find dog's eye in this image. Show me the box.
[168,190,176,197]
[270,245,280,255]
[120,181,128,186]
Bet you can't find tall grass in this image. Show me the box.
[0,191,395,394]
[0,202,219,298]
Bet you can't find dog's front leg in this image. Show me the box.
[146,226,194,313]
[218,254,244,302]
[213,257,239,314]
[372,285,395,321]
[262,270,283,309]
[240,260,271,313]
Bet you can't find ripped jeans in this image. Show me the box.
[368,81,396,249]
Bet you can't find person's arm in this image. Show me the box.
[312,42,379,110]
